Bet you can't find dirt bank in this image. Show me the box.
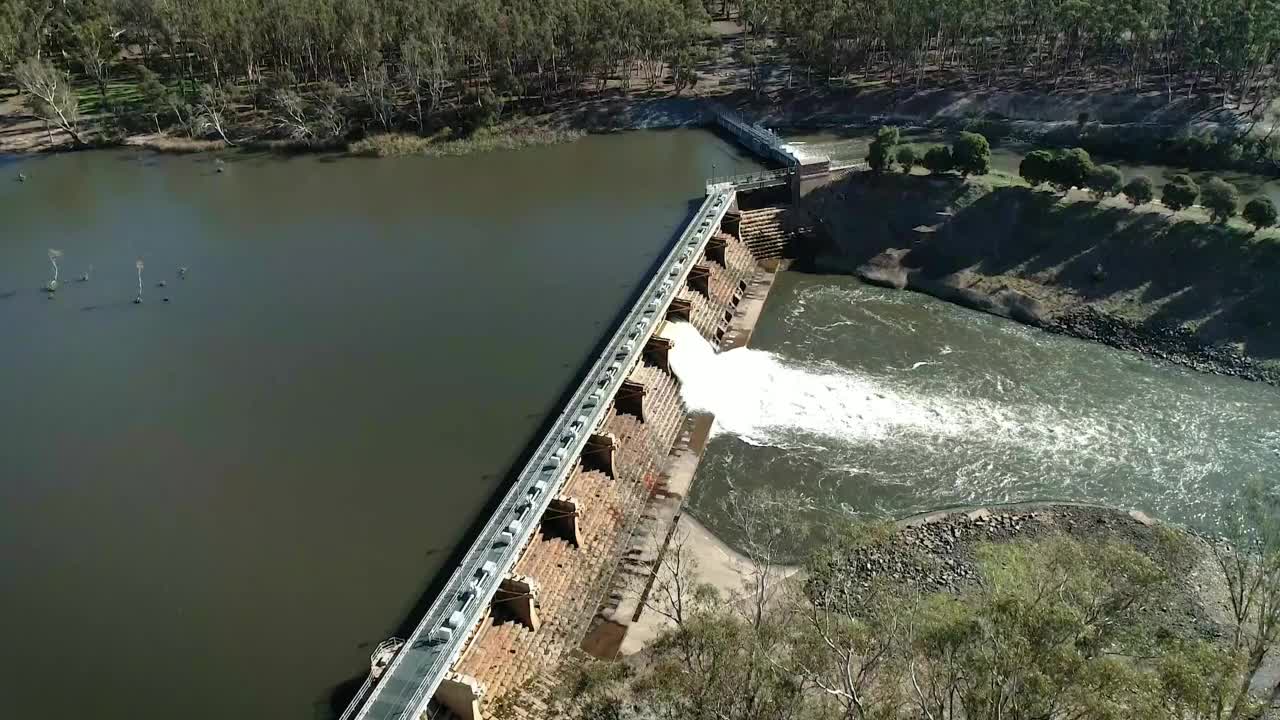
[802,170,1280,384]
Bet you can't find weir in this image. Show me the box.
[342,187,742,720]
[340,118,827,720]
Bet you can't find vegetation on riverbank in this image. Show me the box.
[347,123,584,158]
[502,490,1280,720]
[5,0,1280,155]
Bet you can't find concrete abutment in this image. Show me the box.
[494,576,541,631]
[582,433,618,478]
[543,496,583,547]
[614,380,646,422]
[435,673,485,720]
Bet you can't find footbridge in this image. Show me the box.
[341,185,740,720]
[711,107,831,198]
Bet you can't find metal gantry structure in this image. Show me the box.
[343,185,738,720]
[711,107,809,167]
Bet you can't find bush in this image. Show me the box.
[1050,148,1095,191]
[1086,164,1124,199]
[895,144,918,173]
[1243,196,1279,230]
[1165,132,1244,169]
[1019,150,1054,187]
[459,88,500,133]
[1123,176,1155,206]
[867,125,899,174]
[952,131,991,176]
[1162,174,1200,212]
[922,145,954,174]
[1201,177,1241,223]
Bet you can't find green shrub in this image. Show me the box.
[922,145,954,174]
[1123,176,1155,206]
[1019,150,1054,187]
[1243,196,1279,230]
[895,144,918,173]
[867,126,899,174]
[1200,177,1240,223]
[1162,174,1200,212]
[1049,148,1094,191]
[1086,164,1124,199]
[952,131,991,176]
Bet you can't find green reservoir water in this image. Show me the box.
[0,131,760,720]
[676,273,1280,549]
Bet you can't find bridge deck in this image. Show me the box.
[344,187,737,720]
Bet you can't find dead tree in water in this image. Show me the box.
[134,259,145,303]
[46,249,63,291]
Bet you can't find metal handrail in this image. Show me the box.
[346,186,737,720]
[706,167,794,187]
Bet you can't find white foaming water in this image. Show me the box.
[675,276,1280,531]
[665,321,1071,450]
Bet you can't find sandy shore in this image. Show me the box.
[619,513,803,655]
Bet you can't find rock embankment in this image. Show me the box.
[1051,306,1280,385]
[850,250,1279,386]
[835,505,1151,591]
[818,504,1226,643]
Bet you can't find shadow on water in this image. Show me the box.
[323,195,706,718]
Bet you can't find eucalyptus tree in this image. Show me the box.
[14,58,84,145]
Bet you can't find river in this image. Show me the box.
[679,272,1280,550]
[0,131,760,720]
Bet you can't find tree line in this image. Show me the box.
[1018,146,1280,228]
[0,0,711,144]
[735,0,1280,108]
[865,124,1280,230]
[7,0,1280,147]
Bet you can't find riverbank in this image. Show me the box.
[802,169,1280,384]
[3,80,1270,161]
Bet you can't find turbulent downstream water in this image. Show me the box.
[677,273,1280,547]
[0,131,760,720]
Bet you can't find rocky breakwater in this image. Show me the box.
[817,505,1201,595]
[1051,306,1280,385]
[808,503,1231,661]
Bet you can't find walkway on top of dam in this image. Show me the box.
[340,110,825,720]
[343,186,739,720]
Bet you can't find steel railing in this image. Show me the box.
[706,167,794,188]
[344,186,737,720]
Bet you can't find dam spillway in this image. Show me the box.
[338,110,824,720]
[341,172,804,720]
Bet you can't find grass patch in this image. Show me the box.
[74,79,145,115]
[349,122,585,158]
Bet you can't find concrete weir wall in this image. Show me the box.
[343,114,820,720]
[339,182,808,720]
[447,200,771,718]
